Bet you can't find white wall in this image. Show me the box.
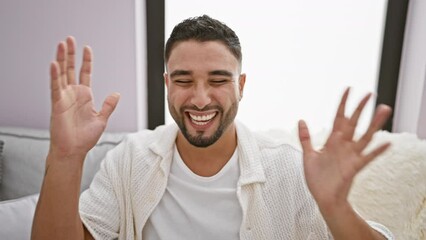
[393,0,426,139]
[419,81,426,138]
[165,0,387,134]
[0,0,147,132]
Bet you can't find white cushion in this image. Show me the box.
[349,131,426,239]
[0,127,125,200]
[266,129,426,239]
[0,194,38,240]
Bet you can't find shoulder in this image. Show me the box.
[114,124,178,155]
[255,132,304,184]
[237,123,305,181]
[253,130,303,167]
[101,124,178,172]
[235,122,303,172]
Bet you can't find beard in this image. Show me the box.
[168,100,239,148]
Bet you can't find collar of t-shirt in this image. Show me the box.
[141,145,242,240]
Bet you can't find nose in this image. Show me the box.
[191,84,211,109]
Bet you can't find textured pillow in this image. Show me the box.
[264,129,426,239]
[0,193,38,240]
[0,127,126,201]
[349,131,426,240]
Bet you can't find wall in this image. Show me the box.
[0,0,146,132]
[394,0,426,139]
[165,0,387,134]
[418,75,426,138]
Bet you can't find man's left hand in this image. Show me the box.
[298,88,392,214]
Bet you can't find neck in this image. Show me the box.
[176,123,238,177]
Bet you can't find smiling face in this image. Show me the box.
[165,40,245,148]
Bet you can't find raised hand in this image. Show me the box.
[298,88,392,213]
[49,37,120,159]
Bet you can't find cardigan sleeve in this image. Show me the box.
[367,221,394,239]
[350,207,394,240]
[79,148,122,240]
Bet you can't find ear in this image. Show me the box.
[238,73,246,100]
[164,72,170,90]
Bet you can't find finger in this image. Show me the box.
[79,46,93,87]
[50,62,61,102]
[355,104,392,151]
[66,36,76,85]
[56,41,67,88]
[298,120,314,154]
[349,93,371,126]
[99,93,120,122]
[324,130,344,148]
[344,93,372,138]
[360,142,391,168]
[332,87,350,132]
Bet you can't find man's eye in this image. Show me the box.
[210,79,228,85]
[174,80,192,85]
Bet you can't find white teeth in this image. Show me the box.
[192,120,209,126]
[189,112,216,123]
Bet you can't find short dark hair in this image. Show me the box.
[164,15,242,65]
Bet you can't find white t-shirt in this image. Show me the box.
[142,146,242,240]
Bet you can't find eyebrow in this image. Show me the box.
[208,70,234,77]
[169,70,192,78]
[169,69,235,78]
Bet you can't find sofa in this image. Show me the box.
[0,126,126,239]
[0,126,425,239]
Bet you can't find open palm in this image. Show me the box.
[49,37,120,158]
[298,89,392,210]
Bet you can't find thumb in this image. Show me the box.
[99,92,120,121]
[298,120,314,154]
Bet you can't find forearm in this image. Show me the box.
[31,153,86,240]
[319,201,386,240]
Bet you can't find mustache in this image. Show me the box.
[180,105,223,112]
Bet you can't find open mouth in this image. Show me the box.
[187,112,218,126]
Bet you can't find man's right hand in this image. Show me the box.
[32,37,119,240]
[49,36,120,160]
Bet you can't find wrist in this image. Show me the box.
[317,198,352,219]
[47,147,87,167]
[318,201,382,240]
[48,144,88,159]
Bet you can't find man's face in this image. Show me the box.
[165,40,245,148]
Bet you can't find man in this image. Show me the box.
[32,15,394,239]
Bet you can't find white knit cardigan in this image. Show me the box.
[79,122,392,240]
